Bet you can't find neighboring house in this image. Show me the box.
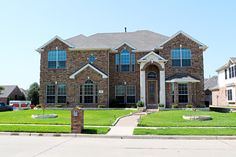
[37,30,207,108]
[211,58,236,106]
[204,76,218,107]
[0,85,26,104]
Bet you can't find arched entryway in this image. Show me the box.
[138,51,167,108]
[145,65,160,108]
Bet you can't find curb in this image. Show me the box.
[1,132,236,140]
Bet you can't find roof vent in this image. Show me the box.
[124,27,127,33]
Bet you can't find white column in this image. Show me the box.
[140,65,146,106]
[159,70,166,107]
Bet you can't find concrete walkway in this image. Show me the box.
[107,113,143,136]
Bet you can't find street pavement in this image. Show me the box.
[1,135,236,157]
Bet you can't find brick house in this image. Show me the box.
[37,30,207,108]
[211,58,236,106]
[0,85,26,104]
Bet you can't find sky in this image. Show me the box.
[0,0,236,89]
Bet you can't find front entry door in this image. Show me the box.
[147,81,157,105]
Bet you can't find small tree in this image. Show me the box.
[27,82,39,105]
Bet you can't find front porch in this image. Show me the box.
[138,51,167,108]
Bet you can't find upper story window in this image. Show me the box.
[226,65,236,79]
[171,48,191,67]
[88,54,96,64]
[115,49,135,72]
[48,50,66,69]
[225,69,228,79]
[120,49,130,71]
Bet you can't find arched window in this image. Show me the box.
[147,72,157,79]
[120,49,130,72]
[80,80,98,104]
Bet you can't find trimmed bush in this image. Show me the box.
[186,104,193,108]
[196,104,206,108]
[136,101,144,107]
[55,104,63,108]
[158,104,164,108]
[171,104,178,108]
[98,105,106,108]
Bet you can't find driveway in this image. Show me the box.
[0,135,236,157]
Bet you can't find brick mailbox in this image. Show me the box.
[71,107,84,133]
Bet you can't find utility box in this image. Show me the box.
[71,107,84,133]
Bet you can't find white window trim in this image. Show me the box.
[178,83,189,103]
[227,87,235,102]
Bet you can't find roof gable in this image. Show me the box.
[69,64,108,79]
[36,35,75,52]
[138,51,167,63]
[216,57,236,72]
[0,85,18,98]
[157,31,208,51]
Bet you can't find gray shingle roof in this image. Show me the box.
[230,57,236,63]
[66,30,169,51]
[0,85,18,98]
[216,57,236,72]
[204,76,218,90]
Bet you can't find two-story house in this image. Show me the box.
[211,58,236,106]
[37,30,207,108]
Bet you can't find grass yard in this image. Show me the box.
[139,110,236,127]
[134,128,236,136]
[0,109,135,126]
[0,125,110,134]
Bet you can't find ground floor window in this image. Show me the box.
[46,84,66,104]
[178,83,188,103]
[115,85,125,103]
[115,85,136,104]
[80,80,98,104]
[127,85,136,103]
[227,89,233,101]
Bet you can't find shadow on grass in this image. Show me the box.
[82,128,97,134]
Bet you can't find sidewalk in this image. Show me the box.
[107,113,143,136]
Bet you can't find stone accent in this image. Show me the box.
[71,108,84,133]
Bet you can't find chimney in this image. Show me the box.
[124,27,127,33]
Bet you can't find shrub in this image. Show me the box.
[136,100,144,107]
[98,105,106,108]
[171,104,178,108]
[78,105,84,108]
[196,104,206,108]
[130,104,137,108]
[186,104,193,108]
[158,104,164,108]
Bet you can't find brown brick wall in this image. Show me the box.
[159,34,205,106]
[39,39,109,107]
[40,34,205,108]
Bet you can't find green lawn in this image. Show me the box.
[134,128,236,136]
[139,110,236,127]
[0,125,110,134]
[0,109,135,126]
